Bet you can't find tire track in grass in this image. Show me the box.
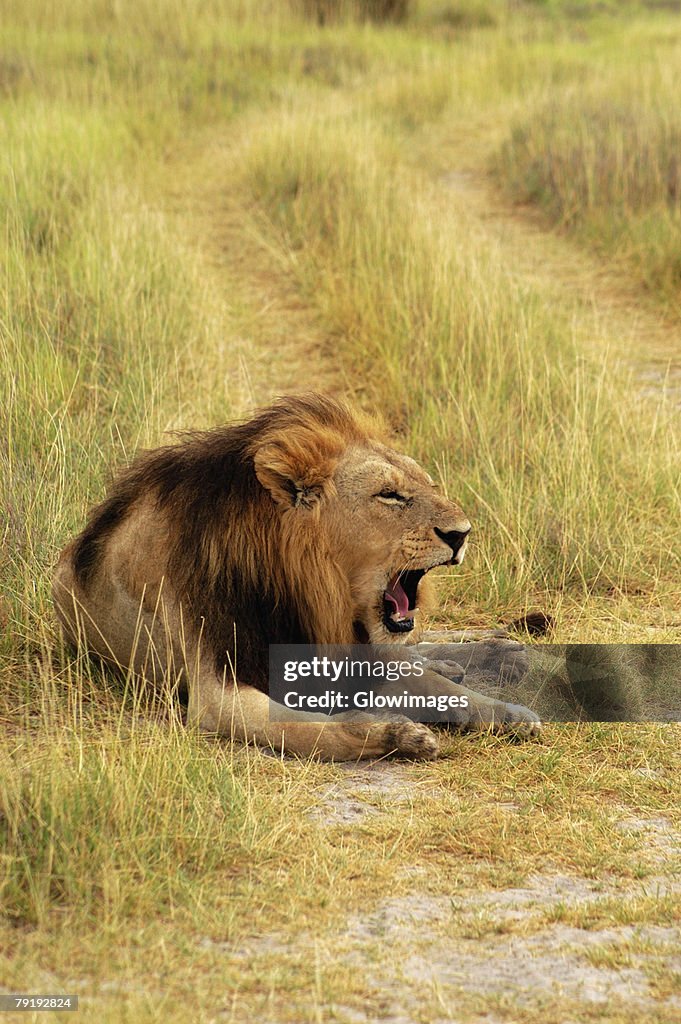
[158,127,347,413]
[425,131,681,404]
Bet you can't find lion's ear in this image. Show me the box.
[253,444,335,510]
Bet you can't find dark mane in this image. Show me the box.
[71,395,370,689]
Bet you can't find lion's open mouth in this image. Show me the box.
[383,569,426,634]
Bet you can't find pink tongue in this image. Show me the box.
[384,577,411,617]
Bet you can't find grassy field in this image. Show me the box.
[2,1,681,1021]
[497,39,681,311]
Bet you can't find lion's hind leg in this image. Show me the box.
[187,675,439,761]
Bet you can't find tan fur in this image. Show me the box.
[53,394,540,760]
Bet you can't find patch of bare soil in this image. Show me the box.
[232,764,681,1021]
[308,762,445,825]
[344,894,678,1010]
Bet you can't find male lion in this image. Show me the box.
[53,394,540,760]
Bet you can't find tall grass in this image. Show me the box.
[0,3,254,939]
[0,649,323,932]
[244,110,681,621]
[1,725,247,927]
[0,104,222,669]
[497,61,681,308]
[2,1,681,1012]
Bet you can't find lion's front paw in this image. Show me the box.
[386,721,439,760]
[423,658,466,685]
[460,700,542,740]
[493,702,543,739]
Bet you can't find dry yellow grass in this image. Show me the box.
[2,2,681,1021]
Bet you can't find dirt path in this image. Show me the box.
[163,120,681,414]
[159,130,347,412]
[429,133,681,397]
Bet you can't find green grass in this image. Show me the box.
[2,724,245,927]
[2,0,681,1020]
[0,104,232,677]
[496,34,681,310]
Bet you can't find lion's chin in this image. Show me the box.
[352,619,411,645]
[383,614,416,635]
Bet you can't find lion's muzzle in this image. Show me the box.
[434,525,471,565]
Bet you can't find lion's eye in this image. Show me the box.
[376,490,408,504]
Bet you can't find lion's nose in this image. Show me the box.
[434,525,471,560]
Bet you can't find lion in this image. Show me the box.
[53,394,541,760]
